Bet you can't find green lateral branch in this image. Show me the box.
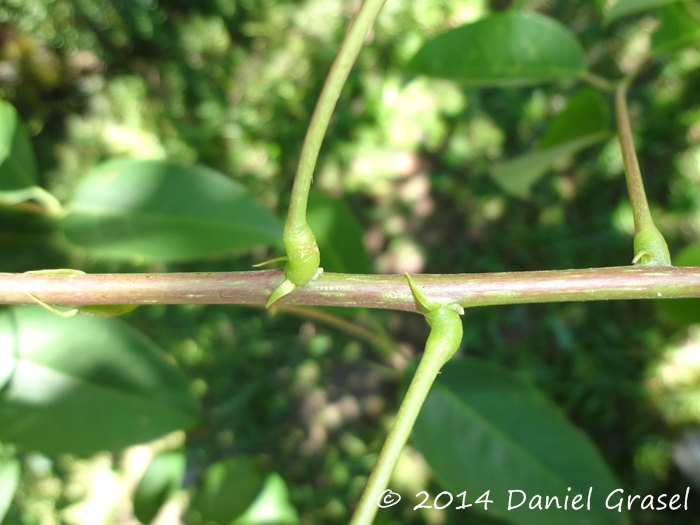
[349,275,463,525]
[268,0,388,306]
[615,83,671,266]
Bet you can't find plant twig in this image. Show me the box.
[2,266,700,310]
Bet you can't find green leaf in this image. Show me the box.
[407,11,586,86]
[651,3,700,55]
[0,456,20,523]
[191,456,265,524]
[492,89,609,199]
[492,133,607,199]
[604,0,686,24]
[233,473,299,525]
[537,89,610,151]
[657,244,700,324]
[134,452,186,524]
[306,191,372,274]
[410,357,626,525]
[0,307,199,455]
[61,159,283,262]
[0,100,39,191]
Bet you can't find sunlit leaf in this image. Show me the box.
[492,89,609,199]
[407,12,586,86]
[492,133,606,199]
[537,89,610,150]
[233,473,299,525]
[651,3,700,55]
[61,159,283,261]
[191,456,265,524]
[0,456,20,523]
[0,100,38,191]
[134,452,186,524]
[657,244,700,324]
[411,357,626,525]
[0,307,199,455]
[306,190,372,274]
[604,0,686,24]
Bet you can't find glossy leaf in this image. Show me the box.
[652,3,700,55]
[0,307,199,455]
[657,244,700,324]
[407,12,586,86]
[604,0,686,24]
[61,159,283,261]
[134,452,186,524]
[233,473,299,525]
[306,190,372,274]
[411,357,626,525]
[191,456,265,524]
[0,456,20,523]
[492,89,609,199]
[0,100,39,191]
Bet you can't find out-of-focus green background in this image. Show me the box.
[3,0,700,523]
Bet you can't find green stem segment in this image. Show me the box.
[349,275,463,525]
[267,0,388,306]
[615,83,671,266]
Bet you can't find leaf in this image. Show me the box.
[0,456,20,523]
[407,12,586,86]
[233,473,299,525]
[537,89,610,151]
[492,133,607,199]
[410,357,626,525]
[191,456,265,524]
[657,244,700,324]
[604,0,686,24]
[134,452,186,524]
[0,307,199,455]
[61,159,283,262]
[651,3,700,55]
[306,191,372,274]
[492,89,609,199]
[0,100,39,191]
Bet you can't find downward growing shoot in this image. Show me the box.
[349,274,464,525]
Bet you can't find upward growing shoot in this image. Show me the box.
[615,83,671,266]
[264,0,388,307]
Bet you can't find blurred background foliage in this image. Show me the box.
[3,0,700,523]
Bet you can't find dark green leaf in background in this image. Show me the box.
[652,3,700,55]
[410,357,626,525]
[492,89,610,198]
[657,244,700,324]
[0,456,20,523]
[190,456,265,524]
[407,12,586,86]
[0,100,39,191]
[306,190,372,274]
[134,452,186,524]
[604,0,687,24]
[0,307,199,455]
[61,159,283,261]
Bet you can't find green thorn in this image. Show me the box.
[266,279,297,308]
[24,292,79,317]
[252,256,289,268]
[404,273,440,314]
